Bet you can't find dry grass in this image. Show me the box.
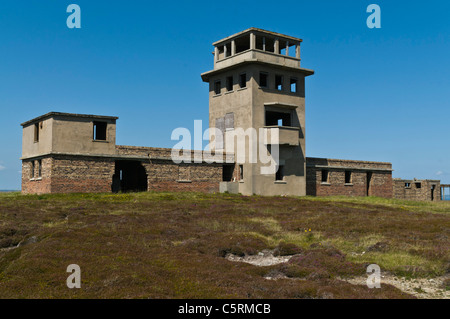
[0,191,448,298]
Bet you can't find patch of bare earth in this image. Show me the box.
[340,274,450,299]
[226,250,449,299]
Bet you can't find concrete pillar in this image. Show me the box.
[231,40,236,55]
[263,37,266,51]
[214,46,219,65]
[224,45,228,58]
[296,44,301,59]
[286,41,289,56]
[250,32,256,50]
[274,38,279,54]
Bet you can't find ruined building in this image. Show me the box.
[20,28,440,201]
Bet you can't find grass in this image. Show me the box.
[0,191,448,298]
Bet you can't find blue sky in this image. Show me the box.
[0,0,449,189]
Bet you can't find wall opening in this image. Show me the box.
[93,121,107,141]
[37,159,42,177]
[276,165,285,181]
[321,170,329,183]
[345,171,352,184]
[239,165,244,180]
[265,110,291,127]
[214,80,221,95]
[415,182,422,189]
[275,75,283,91]
[235,34,250,54]
[239,73,247,88]
[112,161,148,193]
[223,164,234,182]
[431,185,436,201]
[226,76,233,91]
[290,78,298,93]
[34,123,40,142]
[366,172,372,196]
[259,72,268,88]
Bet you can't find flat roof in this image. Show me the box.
[21,112,119,127]
[212,27,303,46]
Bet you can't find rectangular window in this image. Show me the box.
[214,80,221,95]
[290,78,298,93]
[321,170,329,183]
[345,171,352,184]
[239,165,244,180]
[226,76,233,92]
[405,182,411,188]
[34,123,39,142]
[37,159,42,177]
[276,165,285,181]
[275,75,283,91]
[259,72,268,88]
[225,112,234,131]
[31,161,35,178]
[239,73,246,88]
[93,121,107,141]
[415,182,422,189]
[222,165,234,182]
[265,110,291,127]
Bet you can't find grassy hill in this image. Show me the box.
[0,192,448,299]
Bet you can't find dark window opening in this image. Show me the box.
[235,34,250,54]
[34,123,39,142]
[223,165,234,182]
[259,72,268,88]
[405,182,411,188]
[224,42,231,58]
[112,160,148,193]
[31,161,35,178]
[345,171,352,184]
[37,159,42,177]
[321,170,329,183]
[226,76,233,91]
[93,121,107,141]
[431,185,436,201]
[275,75,283,91]
[415,182,422,189]
[239,73,246,88]
[366,172,372,196]
[214,80,221,95]
[239,165,244,180]
[265,110,291,127]
[290,78,298,93]
[276,165,285,181]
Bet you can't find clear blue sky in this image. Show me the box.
[0,0,449,190]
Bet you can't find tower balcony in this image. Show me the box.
[263,126,300,146]
[212,28,302,70]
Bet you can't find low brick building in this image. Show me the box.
[393,178,441,202]
[306,158,393,198]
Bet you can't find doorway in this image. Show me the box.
[112,160,148,193]
[366,172,372,196]
[431,185,436,201]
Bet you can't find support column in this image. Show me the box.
[214,46,219,67]
[262,37,266,51]
[231,40,236,55]
[224,45,228,58]
[286,41,289,56]
[296,44,301,59]
[250,32,256,50]
[274,38,279,54]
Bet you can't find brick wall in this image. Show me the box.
[393,179,441,201]
[21,157,52,194]
[306,157,393,198]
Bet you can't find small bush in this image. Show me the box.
[273,242,303,256]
